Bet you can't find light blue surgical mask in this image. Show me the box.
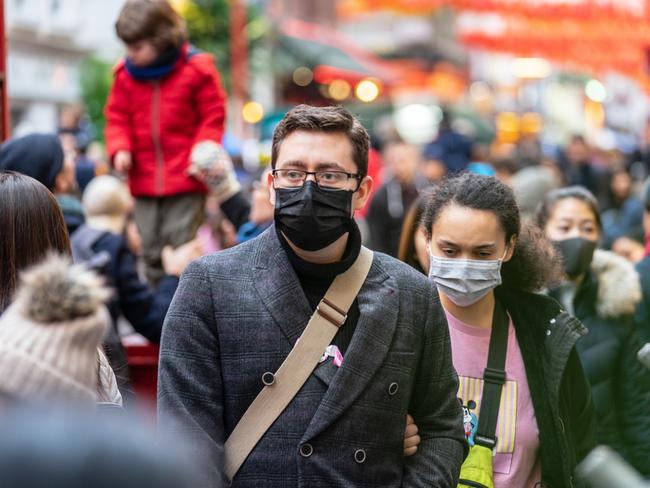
[427,247,507,307]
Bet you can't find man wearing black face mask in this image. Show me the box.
[158,105,466,488]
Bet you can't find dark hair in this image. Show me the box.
[398,190,432,275]
[570,134,587,146]
[0,172,71,314]
[115,0,186,51]
[421,172,560,292]
[271,105,369,175]
[535,186,602,231]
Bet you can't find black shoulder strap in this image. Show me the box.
[70,225,111,272]
[474,299,509,449]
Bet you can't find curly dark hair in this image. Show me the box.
[420,172,561,292]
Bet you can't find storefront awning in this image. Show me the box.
[277,18,399,85]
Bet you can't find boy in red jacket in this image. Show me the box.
[105,0,227,284]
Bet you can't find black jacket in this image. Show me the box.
[551,250,650,476]
[72,225,178,406]
[634,254,650,344]
[496,287,596,488]
[366,178,420,257]
[90,229,178,343]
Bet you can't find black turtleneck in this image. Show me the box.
[277,222,362,355]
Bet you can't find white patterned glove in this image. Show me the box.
[189,140,241,201]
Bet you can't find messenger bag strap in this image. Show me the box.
[223,246,374,481]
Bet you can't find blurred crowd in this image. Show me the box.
[3,99,650,485]
[0,0,650,487]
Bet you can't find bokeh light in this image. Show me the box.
[328,80,352,101]
[355,79,380,103]
[585,79,607,103]
[292,67,313,87]
[242,101,264,124]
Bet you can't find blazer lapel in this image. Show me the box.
[252,228,312,348]
[302,258,400,441]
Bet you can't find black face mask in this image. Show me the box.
[552,237,597,279]
[274,181,354,251]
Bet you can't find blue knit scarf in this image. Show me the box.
[125,47,181,81]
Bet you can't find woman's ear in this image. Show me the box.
[504,235,517,262]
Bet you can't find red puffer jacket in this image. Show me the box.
[105,43,226,197]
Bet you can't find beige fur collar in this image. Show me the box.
[591,249,641,319]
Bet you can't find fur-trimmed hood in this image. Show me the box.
[590,249,641,319]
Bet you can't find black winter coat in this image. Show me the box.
[496,287,595,488]
[634,254,650,344]
[551,250,650,476]
[91,230,178,343]
[366,178,420,257]
[72,226,179,406]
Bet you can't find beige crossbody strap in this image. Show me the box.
[223,246,374,481]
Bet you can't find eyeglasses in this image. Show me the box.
[272,169,363,191]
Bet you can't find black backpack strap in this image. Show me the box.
[474,300,509,449]
[70,225,111,271]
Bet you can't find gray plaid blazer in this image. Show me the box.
[158,227,465,488]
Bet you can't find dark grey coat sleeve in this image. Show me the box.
[157,260,225,488]
[402,285,466,487]
[616,317,650,476]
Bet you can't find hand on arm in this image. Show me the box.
[404,414,421,457]
[402,287,466,487]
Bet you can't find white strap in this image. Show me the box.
[223,246,374,481]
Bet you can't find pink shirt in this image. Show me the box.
[445,310,542,488]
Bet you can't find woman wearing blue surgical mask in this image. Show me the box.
[536,186,650,477]
[421,173,595,488]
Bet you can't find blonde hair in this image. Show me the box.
[82,175,131,218]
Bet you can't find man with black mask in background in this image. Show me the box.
[158,105,465,488]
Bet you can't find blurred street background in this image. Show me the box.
[6,0,650,182]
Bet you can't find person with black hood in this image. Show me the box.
[537,186,650,476]
[0,133,84,235]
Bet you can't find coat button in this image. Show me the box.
[299,443,313,458]
[354,449,366,464]
[262,371,275,386]
[388,382,399,395]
